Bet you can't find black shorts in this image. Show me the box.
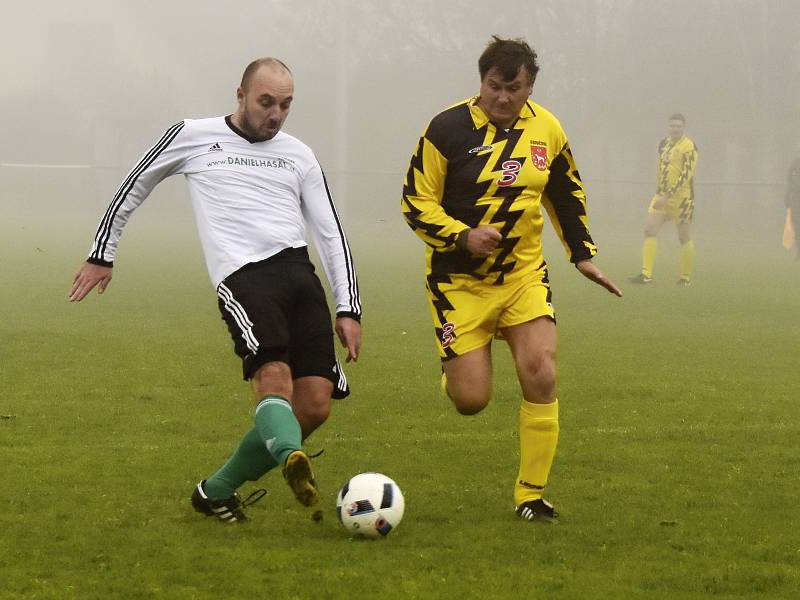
[216,247,349,398]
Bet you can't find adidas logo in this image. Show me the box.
[209,142,223,152]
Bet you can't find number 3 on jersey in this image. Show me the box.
[497,160,522,187]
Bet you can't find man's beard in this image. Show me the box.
[241,111,278,142]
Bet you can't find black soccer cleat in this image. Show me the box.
[282,450,321,507]
[628,273,653,284]
[191,480,266,523]
[676,278,691,287]
[515,498,558,523]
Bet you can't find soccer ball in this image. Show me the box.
[335,472,405,538]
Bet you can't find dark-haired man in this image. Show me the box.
[630,114,699,286]
[402,36,621,523]
[70,57,362,522]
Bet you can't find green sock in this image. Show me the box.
[203,427,278,499]
[253,395,301,466]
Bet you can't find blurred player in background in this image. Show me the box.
[69,58,362,523]
[630,114,699,286]
[784,157,800,258]
[402,36,621,523]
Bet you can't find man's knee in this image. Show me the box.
[252,361,293,399]
[518,355,556,402]
[299,394,331,428]
[442,347,492,415]
[447,382,491,415]
[644,223,660,236]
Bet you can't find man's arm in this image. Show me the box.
[300,161,361,317]
[69,121,187,301]
[401,129,470,250]
[300,161,362,362]
[541,141,598,264]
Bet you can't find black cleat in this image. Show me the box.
[515,498,558,523]
[282,450,321,507]
[191,480,266,523]
[628,273,653,284]
[676,278,691,287]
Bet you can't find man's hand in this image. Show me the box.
[575,260,623,297]
[335,316,362,362]
[69,262,113,302]
[462,226,502,257]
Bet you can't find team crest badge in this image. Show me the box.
[530,142,548,171]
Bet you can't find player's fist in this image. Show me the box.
[464,226,502,257]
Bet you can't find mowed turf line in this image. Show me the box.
[2,215,799,599]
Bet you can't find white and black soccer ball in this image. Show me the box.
[335,472,405,538]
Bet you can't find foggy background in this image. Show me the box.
[2,0,799,270]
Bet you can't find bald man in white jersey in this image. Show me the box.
[70,58,362,522]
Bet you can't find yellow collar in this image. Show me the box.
[468,96,536,129]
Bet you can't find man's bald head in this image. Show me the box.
[240,58,292,92]
[232,57,294,142]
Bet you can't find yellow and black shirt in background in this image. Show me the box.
[657,135,698,199]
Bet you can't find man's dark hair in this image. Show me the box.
[240,57,291,91]
[478,35,539,84]
[669,113,686,123]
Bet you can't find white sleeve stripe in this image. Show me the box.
[319,165,361,315]
[91,121,185,260]
[217,283,259,354]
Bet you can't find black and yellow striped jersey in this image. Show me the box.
[402,97,596,285]
[657,135,698,198]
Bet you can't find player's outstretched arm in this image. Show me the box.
[575,260,622,297]
[335,316,362,363]
[69,262,113,302]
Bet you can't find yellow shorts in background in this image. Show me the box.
[426,268,555,360]
[648,193,694,225]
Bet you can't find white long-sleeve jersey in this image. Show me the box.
[88,116,361,318]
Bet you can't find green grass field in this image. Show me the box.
[2,200,799,599]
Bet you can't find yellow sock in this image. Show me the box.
[680,240,695,281]
[515,399,559,505]
[642,237,658,278]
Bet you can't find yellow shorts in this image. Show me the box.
[648,194,694,225]
[426,268,555,360]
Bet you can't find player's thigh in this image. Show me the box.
[496,272,554,331]
[425,276,497,360]
[501,317,557,403]
[287,266,340,387]
[442,345,493,413]
[644,210,668,236]
[217,266,292,383]
[292,375,334,438]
